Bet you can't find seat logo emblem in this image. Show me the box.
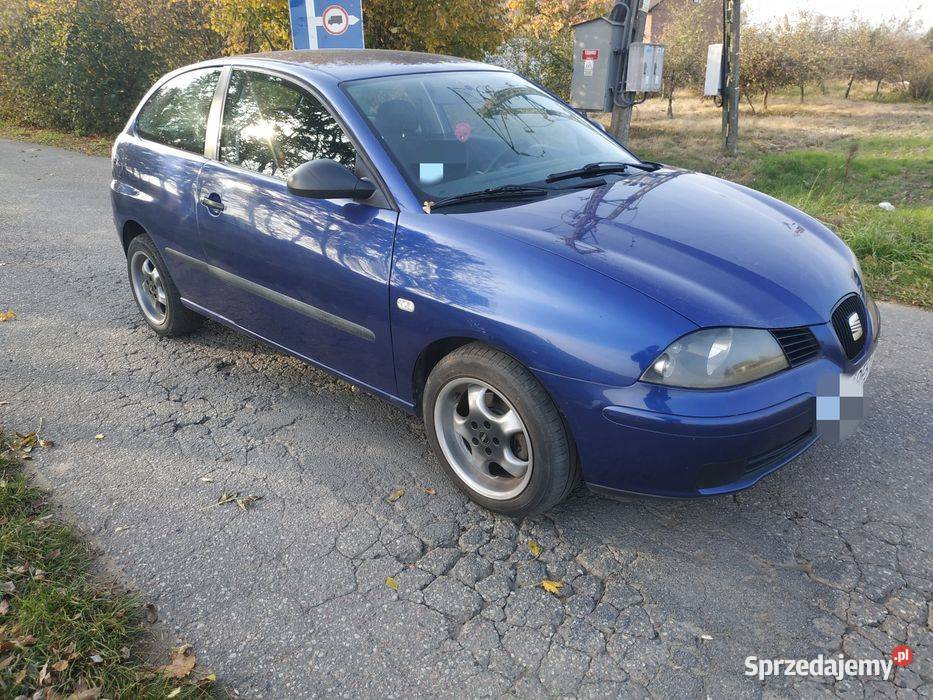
[847,312,863,341]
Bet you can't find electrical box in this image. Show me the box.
[704,43,723,96]
[625,42,665,93]
[570,17,624,112]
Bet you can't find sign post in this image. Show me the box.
[288,0,365,50]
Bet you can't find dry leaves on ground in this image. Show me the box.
[161,644,196,679]
[541,579,563,595]
[385,576,399,590]
[0,310,16,322]
[528,540,541,557]
[386,488,405,503]
[209,491,263,512]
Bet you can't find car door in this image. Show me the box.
[113,66,221,300]
[192,68,398,394]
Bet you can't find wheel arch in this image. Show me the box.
[121,219,148,253]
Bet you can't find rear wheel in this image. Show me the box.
[127,235,202,337]
[423,343,578,518]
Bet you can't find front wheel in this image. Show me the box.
[423,344,578,518]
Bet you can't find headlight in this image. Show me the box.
[641,328,789,389]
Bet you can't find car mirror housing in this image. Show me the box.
[287,159,376,200]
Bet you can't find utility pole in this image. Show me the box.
[721,0,740,155]
[608,0,649,143]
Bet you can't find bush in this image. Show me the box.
[0,0,219,135]
[906,55,933,101]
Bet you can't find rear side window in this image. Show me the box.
[219,69,356,178]
[136,68,220,154]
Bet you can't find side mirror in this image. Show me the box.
[588,117,607,132]
[287,159,376,200]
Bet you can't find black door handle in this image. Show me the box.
[199,194,224,212]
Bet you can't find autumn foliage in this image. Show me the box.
[0,0,929,135]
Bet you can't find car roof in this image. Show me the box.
[226,49,508,82]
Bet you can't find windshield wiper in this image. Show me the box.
[427,179,609,212]
[545,160,661,183]
[428,184,552,211]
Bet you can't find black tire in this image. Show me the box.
[126,234,202,337]
[423,343,579,518]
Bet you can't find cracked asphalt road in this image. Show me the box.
[1,139,931,698]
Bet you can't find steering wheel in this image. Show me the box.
[483,148,520,174]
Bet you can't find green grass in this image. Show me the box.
[0,432,217,699]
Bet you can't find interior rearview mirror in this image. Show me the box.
[287,159,376,200]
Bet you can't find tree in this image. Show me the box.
[740,25,793,112]
[208,0,506,59]
[839,16,920,99]
[657,0,716,118]
[488,0,606,99]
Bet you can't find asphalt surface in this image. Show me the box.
[0,139,931,699]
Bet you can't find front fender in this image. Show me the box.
[389,211,697,403]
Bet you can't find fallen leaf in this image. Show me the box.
[33,569,45,581]
[165,688,182,698]
[0,310,16,322]
[199,672,217,684]
[386,488,405,503]
[66,690,101,700]
[13,666,26,684]
[424,487,436,496]
[540,579,563,595]
[0,655,14,671]
[0,600,8,615]
[216,492,237,506]
[37,660,51,686]
[528,540,541,557]
[114,526,129,534]
[699,634,713,641]
[45,549,61,561]
[385,576,398,590]
[37,438,54,448]
[52,659,69,672]
[89,654,103,663]
[94,434,104,441]
[161,646,196,679]
[199,475,214,483]
[15,634,37,647]
[235,494,262,511]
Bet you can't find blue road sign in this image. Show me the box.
[289,0,365,50]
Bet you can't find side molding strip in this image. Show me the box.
[164,247,375,342]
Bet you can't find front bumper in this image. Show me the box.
[536,320,878,498]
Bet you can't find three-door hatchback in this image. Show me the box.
[112,49,879,517]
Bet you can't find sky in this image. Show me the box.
[745,0,933,29]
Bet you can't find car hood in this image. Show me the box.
[461,169,860,328]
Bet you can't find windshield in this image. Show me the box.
[342,70,639,204]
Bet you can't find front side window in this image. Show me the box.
[219,70,356,178]
[136,68,220,154]
[343,71,638,203]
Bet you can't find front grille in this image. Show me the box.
[831,294,868,360]
[744,428,814,476]
[771,327,820,367]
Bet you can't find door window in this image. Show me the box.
[219,70,356,178]
[136,68,220,154]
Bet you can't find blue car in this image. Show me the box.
[111,49,879,517]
